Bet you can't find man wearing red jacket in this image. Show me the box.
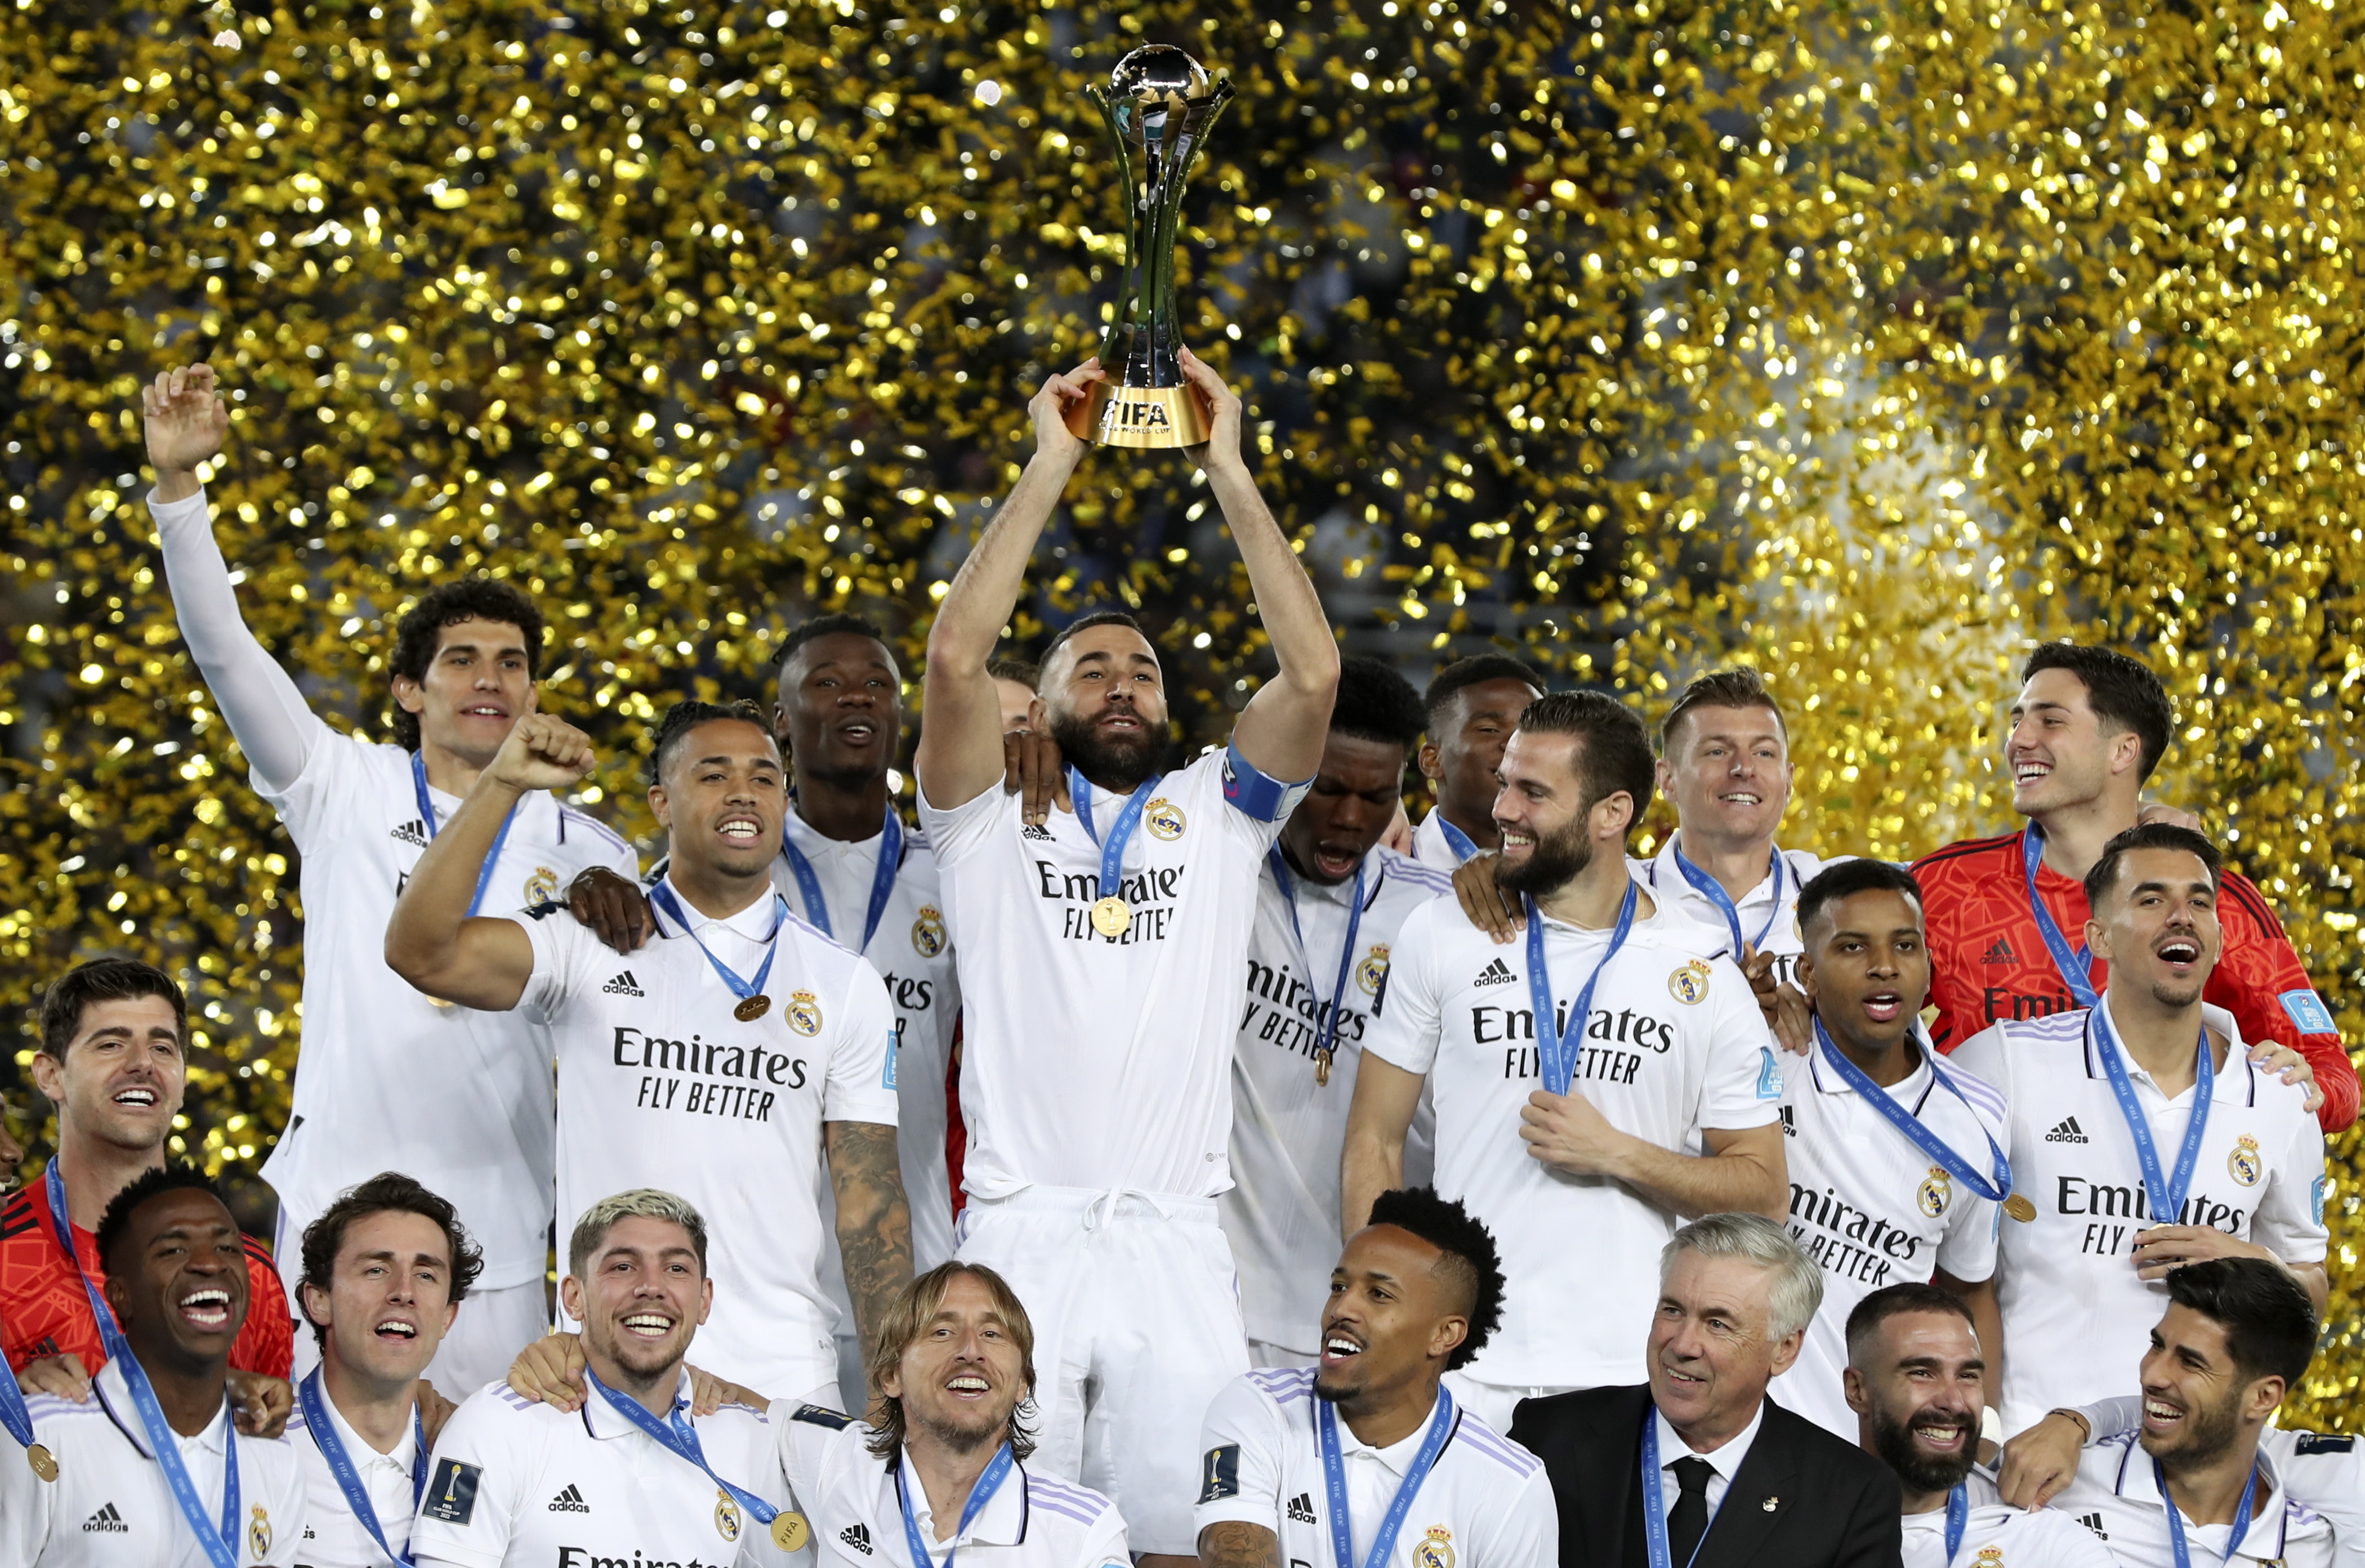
[1914,643,2355,1132]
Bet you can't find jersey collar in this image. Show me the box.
[653,875,782,944]
[1648,831,1785,913]
[2107,1433,2296,1562]
[894,1446,1029,1548]
[1805,1023,1938,1110]
[2081,994,2256,1106]
[93,1354,233,1462]
[582,1367,697,1441]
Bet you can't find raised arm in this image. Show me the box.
[1341,1052,1425,1234]
[824,1118,914,1396]
[1179,349,1339,784]
[383,708,594,1008]
[142,364,325,794]
[915,360,1104,811]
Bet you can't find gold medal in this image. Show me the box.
[27,1442,56,1482]
[1090,896,1132,938]
[2003,1193,2037,1223]
[1314,1048,1333,1087]
[770,1512,810,1552]
[734,994,771,1023]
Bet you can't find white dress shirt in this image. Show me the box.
[1649,1400,1766,1525]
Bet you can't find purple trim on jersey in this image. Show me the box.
[1454,1422,1544,1477]
[493,1384,538,1411]
[560,806,633,855]
[1221,741,1303,823]
[1930,1052,2008,1122]
[1026,1482,1108,1526]
[1248,1367,1317,1405]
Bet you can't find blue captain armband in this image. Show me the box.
[1221,741,1311,824]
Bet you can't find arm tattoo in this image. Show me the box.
[1196,1522,1280,1568]
[826,1119,914,1403]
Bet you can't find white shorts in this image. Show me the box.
[1442,1371,1579,1434]
[955,1186,1248,1555]
[288,1275,550,1399]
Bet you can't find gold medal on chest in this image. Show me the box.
[1090,895,1133,937]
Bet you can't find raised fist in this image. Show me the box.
[488,705,597,794]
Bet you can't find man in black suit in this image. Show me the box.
[1509,1213,1900,1568]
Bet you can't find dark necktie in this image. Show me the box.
[1667,1455,1715,1567]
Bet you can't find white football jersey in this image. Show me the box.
[2051,1433,2333,1568]
[3,1359,305,1568]
[409,1378,793,1568]
[917,744,1307,1200]
[2073,1399,2364,1563]
[1899,1469,2119,1568]
[1223,847,1453,1355]
[514,882,899,1397]
[1363,891,1781,1388]
[1770,1027,2009,1437]
[771,1402,1130,1568]
[1408,810,1482,874]
[256,738,637,1291]
[285,1392,422,1568]
[1632,836,1839,990]
[1193,1369,1554,1568]
[1950,997,2328,1436]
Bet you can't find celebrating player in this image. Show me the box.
[1770,861,2010,1437]
[1194,1189,1554,1568]
[1913,644,2354,1131]
[908,350,1337,1562]
[1951,825,2328,1435]
[773,1261,1131,1568]
[1407,656,1545,871]
[1226,657,1453,1369]
[2,1167,305,1568]
[140,365,641,1390]
[410,1192,798,1568]
[1342,693,1786,1427]
[383,701,911,1403]
[1840,1284,2112,1568]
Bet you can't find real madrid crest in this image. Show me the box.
[787,989,823,1037]
[1668,959,1712,1005]
[715,1489,743,1542]
[1145,797,1187,840]
[2228,1133,2264,1187]
[1916,1165,1952,1219]
[1356,944,1391,997]
[248,1505,274,1560]
[911,904,948,958]
[525,865,561,906]
[1974,1547,2006,1568]
[1413,1526,1456,1568]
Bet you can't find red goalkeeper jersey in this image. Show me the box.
[1,1164,293,1379]
[1912,828,2357,1133]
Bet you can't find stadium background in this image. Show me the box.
[1,0,2358,1420]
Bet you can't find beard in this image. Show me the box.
[1868,1401,1979,1495]
[2143,1387,2245,1471]
[912,1400,1009,1456]
[1493,815,1594,899]
[1049,704,1163,792]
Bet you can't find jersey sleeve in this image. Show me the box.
[1362,904,1446,1076]
[2253,1104,2329,1266]
[1216,740,1313,837]
[230,1240,295,1379]
[0,1415,60,1568]
[1933,1066,2007,1284]
[822,959,902,1126]
[1945,1022,2014,1108]
[913,777,1012,870]
[2206,873,2356,1133]
[410,1396,533,1568]
[1697,958,1781,1132]
[1482,1460,1561,1568]
[770,1403,854,1507]
[514,905,602,1018]
[1191,1374,1287,1536]
[1074,1499,1133,1568]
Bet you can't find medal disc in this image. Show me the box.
[734,994,771,1023]
[2003,1193,2037,1223]
[1314,1049,1333,1087]
[771,1512,809,1552]
[27,1442,56,1482]
[1090,895,1132,937]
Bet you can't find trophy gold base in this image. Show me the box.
[1066,382,1212,449]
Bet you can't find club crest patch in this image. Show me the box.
[1413,1526,1456,1568]
[524,865,561,906]
[787,989,823,1037]
[1974,1549,2005,1568]
[248,1506,273,1560]
[1145,798,1187,841]
[1668,959,1712,1004]
[715,1490,742,1542]
[1356,944,1391,996]
[2227,1133,2263,1187]
[911,905,948,957]
[1917,1165,1952,1219]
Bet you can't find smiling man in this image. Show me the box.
[383,700,910,1402]
[140,367,640,1392]
[410,1191,798,1568]
[1407,656,1546,871]
[3,1165,304,1568]
[1194,1188,1554,1568]
[1952,824,2328,1437]
[771,1261,1130,1568]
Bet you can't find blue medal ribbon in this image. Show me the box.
[1639,1405,1726,1568]
[1670,838,1785,959]
[2021,826,2099,1007]
[410,753,520,918]
[1809,1019,2011,1204]
[1317,1387,1456,1568]
[895,1441,1015,1568]
[46,1163,243,1568]
[581,1369,783,1530]
[1266,847,1368,1070]
[297,1369,426,1568]
[1435,814,1480,865]
[1523,881,1639,1096]
[647,879,788,1014]
[1943,1482,1968,1566]
[2090,1003,2216,1227]
[780,803,903,952]
[1068,766,1161,903]
[0,1346,32,1453]
[2158,1457,2259,1568]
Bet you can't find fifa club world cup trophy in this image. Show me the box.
[1064,44,1236,449]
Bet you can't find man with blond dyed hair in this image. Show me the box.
[771,1261,1131,1568]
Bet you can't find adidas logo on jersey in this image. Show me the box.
[2076,1513,2108,1540]
[1777,1105,1797,1138]
[548,1485,590,1513]
[1287,1493,1318,1525]
[1021,824,1054,842]
[601,971,646,997]
[841,1523,875,1555]
[83,1505,129,1534]
[1472,957,1517,987]
[2046,1117,2090,1145]
[389,819,430,848]
[1982,937,2016,964]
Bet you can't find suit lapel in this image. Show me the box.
[1693,1404,1800,1568]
